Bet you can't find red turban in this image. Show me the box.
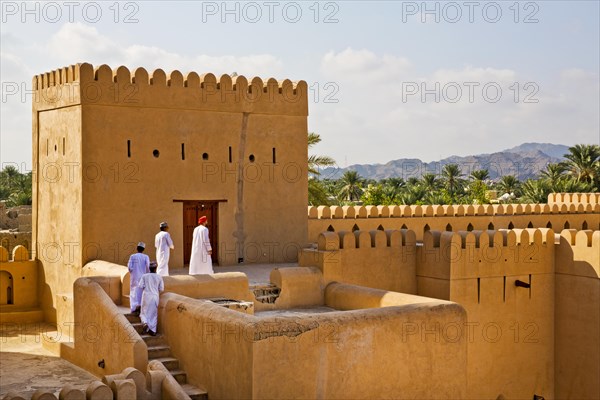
[198,216,207,224]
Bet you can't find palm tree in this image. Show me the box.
[520,179,550,204]
[307,132,336,205]
[399,185,426,205]
[540,163,566,192]
[0,166,32,206]
[308,132,336,175]
[496,175,520,196]
[381,177,405,204]
[470,169,490,182]
[441,164,465,200]
[561,144,600,185]
[338,171,364,202]
[420,173,440,191]
[407,177,420,187]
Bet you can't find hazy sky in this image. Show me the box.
[1,1,599,170]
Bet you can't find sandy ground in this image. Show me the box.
[0,322,98,397]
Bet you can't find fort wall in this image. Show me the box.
[32,63,309,324]
[555,229,600,399]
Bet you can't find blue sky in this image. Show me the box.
[1,1,599,169]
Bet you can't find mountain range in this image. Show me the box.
[319,143,570,181]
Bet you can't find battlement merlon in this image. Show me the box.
[31,63,308,116]
[418,229,555,279]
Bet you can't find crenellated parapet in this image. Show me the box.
[308,199,599,243]
[300,229,417,294]
[0,245,38,311]
[308,201,600,220]
[418,228,555,282]
[32,63,308,116]
[556,229,600,277]
[548,192,600,206]
[316,228,416,250]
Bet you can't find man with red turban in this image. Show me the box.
[189,215,214,275]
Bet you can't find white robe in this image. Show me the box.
[189,225,213,275]
[154,231,174,276]
[139,273,164,333]
[127,252,150,312]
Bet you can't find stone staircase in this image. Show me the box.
[251,284,281,304]
[124,313,207,400]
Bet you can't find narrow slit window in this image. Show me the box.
[272,147,276,163]
[46,139,49,156]
[127,140,131,158]
[181,143,185,160]
[477,278,481,304]
[229,146,232,163]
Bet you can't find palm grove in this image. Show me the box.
[308,137,600,206]
[0,139,598,207]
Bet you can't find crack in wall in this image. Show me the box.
[253,321,319,341]
[233,112,249,260]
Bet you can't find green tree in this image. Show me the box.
[338,171,364,202]
[467,180,489,204]
[441,164,465,202]
[399,185,426,205]
[420,173,440,192]
[0,166,32,206]
[540,163,567,192]
[361,184,386,205]
[561,144,600,186]
[470,169,490,182]
[496,175,520,196]
[307,132,336,206]
[520,179,551,204]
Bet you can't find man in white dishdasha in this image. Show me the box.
[189,215,214,275]
[155,221,174,276]
[127,241,150,316]
[139,262,164,336]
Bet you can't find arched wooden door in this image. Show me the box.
[182,201,219,265]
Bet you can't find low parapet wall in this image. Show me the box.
[158,291,467,399]
[62,277,147,377]
[308,202,599,241]
[162,272,252,302]
[325,282,441,310]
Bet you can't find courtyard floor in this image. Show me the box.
[0,262,296,396]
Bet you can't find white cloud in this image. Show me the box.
[45,23,284,78]
[1,22,287,166]
[310,48,599,164]
[321,48,411,82]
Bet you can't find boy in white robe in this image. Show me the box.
[189,215,214,275]
[139,262,164,336]
[127,241,150,315]
[154,221,174,276]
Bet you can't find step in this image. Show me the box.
[170,369,188,384]
[151,356,179,371]
[141,333,167,347]
[131,323,145,334]
[254,295,279,303]
[124,313,141,323]
[181,384,208,400]
[147,344,171,359]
